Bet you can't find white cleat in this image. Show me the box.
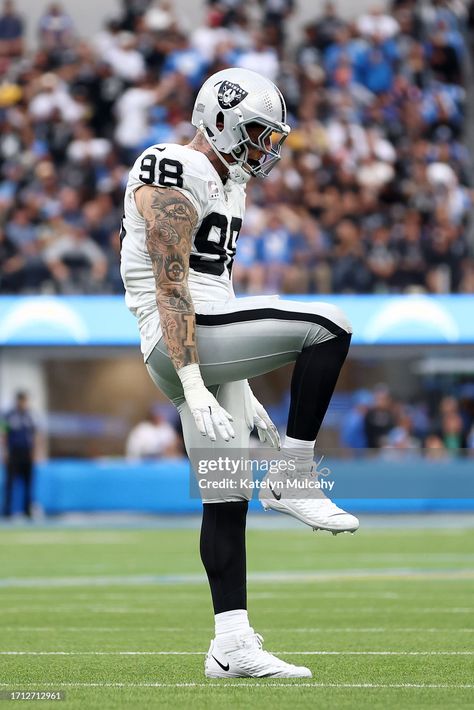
[259,461,359,534]
[204,630,312,679]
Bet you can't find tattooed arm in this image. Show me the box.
[135,185,234,442]
[136,185,198,371]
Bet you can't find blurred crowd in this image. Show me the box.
[340,382,474,455]
[123,382,474,460]
[0,0,474,295]
[125,402,181,459]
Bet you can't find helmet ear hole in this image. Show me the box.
[216,111,224,131]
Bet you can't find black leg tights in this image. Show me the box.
[200,501,248,614]
[287,332,352,441]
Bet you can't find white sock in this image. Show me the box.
[215,609,250,638]
[282,435,316,461]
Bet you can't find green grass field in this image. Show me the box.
[0,519,473,709]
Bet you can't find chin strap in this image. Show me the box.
[199,125,252,186]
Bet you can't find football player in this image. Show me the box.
[121,67,359,678]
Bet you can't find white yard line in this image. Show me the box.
[0,681,473,689]
[271,627,474,633]
[0,627,188,632]
[0,651,473,656]
[0,606,472,615]
[1,626,473,633]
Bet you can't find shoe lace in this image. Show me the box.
[241,631,277,662]
[240,631,264,650]
[299,462,317,478]
[294,462,329,501]
[234,631,296,674]
[282,461,313,480]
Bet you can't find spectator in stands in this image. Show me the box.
[0,226,22,292]
[120,0,152,32]
[103,31,146,82]
[312,1,345,52]
[364,385,396,448]
[143,1,176,34]
[356,5,400,40]
[28,72,87,124]
[359,38,397,95]
[4,207,50,292]
[341,390,373,450]
[191,9,234,64]
[161,32,209,89]
[259,211,295,291]
[424,433,449,459]
[114,72,158,162]
[439,409,467,453]
[331,219,372,293]
[82,194,117,248]
[126,405,179,459]
[38,3,75,55]
[434,395,468,453]
[67,122,112,167]
[233,232,266,295]
[234,29,279,81]
[260,0,295,44]
[1,392,40,518]
[0,0,23,58]
[391,210,427,291]
[323,26,367,84]
[44,225,108,294]
[380,425,421,458]
[366,219,397,291]
[6,207,37,250]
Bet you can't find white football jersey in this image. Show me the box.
[120,143,246,359]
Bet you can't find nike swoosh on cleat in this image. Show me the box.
[212,655,230,672]
[269,483,281,501]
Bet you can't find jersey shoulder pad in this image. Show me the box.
[129,143,217,220]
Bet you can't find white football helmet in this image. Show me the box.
[192,68,290,184]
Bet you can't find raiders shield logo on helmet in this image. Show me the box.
[217,80,248,109]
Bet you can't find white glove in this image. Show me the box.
[178,364,235,442]
[249,389,281,450]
